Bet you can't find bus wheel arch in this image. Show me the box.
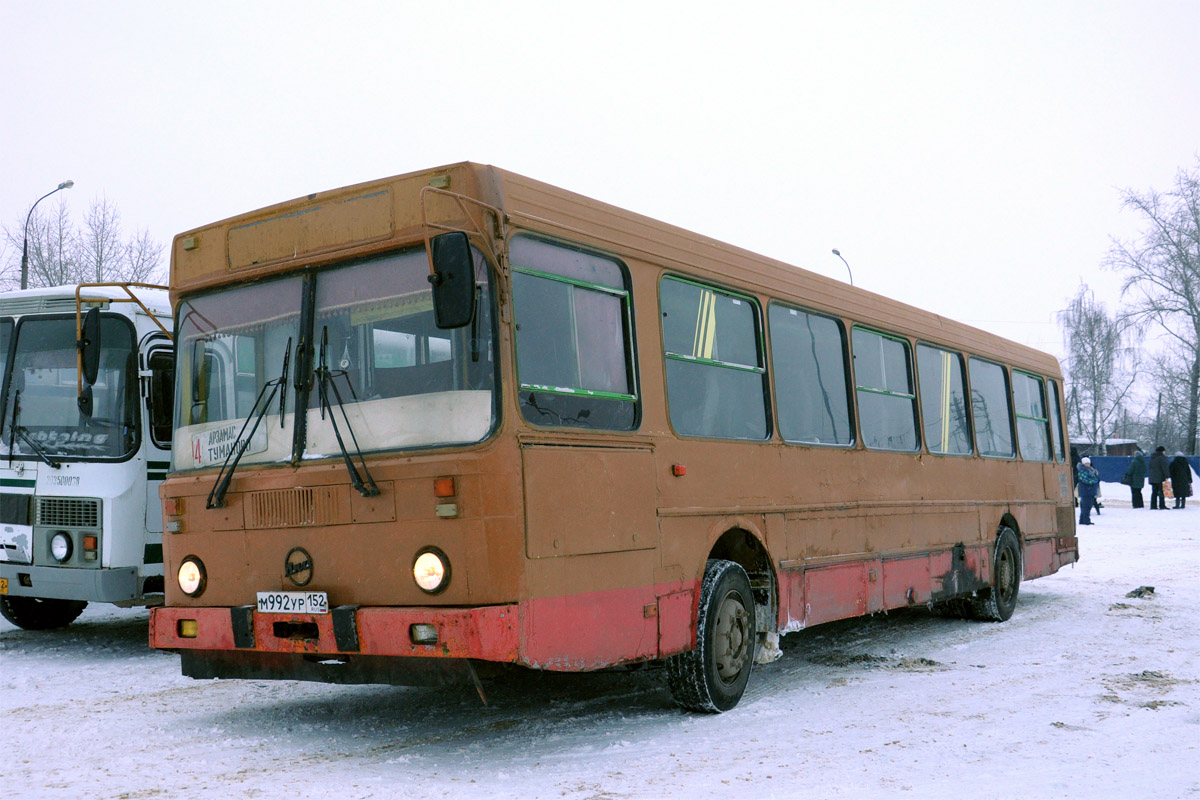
[707,525,778,644]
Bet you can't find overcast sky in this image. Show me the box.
[2,1,1197,360]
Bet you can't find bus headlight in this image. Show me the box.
[178,556,207,597]
[413,548,450,594]
[50,532,73,563]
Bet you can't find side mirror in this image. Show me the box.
[79,307,102,386]
[429,232,477,329]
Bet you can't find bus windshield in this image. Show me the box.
[1,314,138,461]
[172,246,496,472]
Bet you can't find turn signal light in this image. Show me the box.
[177,619,199,638]
[163,498,184,516]
[433,477,456,498]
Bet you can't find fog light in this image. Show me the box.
[410,623,438,645]
[412,547,450,594]
[177,619,199,638]
[178,556,207,597]
[50,532,73,563]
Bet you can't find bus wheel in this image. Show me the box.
[0,596,88,630]
[667,559,755,712]
[972,528,1021,622]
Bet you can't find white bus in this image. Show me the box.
[0,284,173,629]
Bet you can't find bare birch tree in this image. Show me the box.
[1058,284,1139,454]
[123,228,166,283]
[1107,159,1200,454]
[83,197,126,283]
[2,197,166,289]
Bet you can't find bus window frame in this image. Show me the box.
[850,325,920,453]
[1012,369,1053,463]
[967,355,1017,460]
[2,311,142,464]
[1048,377,1067,462]
[659,274,771,442]
[766,300,855,449]
[170,245,504,471]
[508,234,640,432]
[914,340,974,458]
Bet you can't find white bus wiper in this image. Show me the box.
[314,326,379,498]
[206,338,292,510]
[7,389,62,469]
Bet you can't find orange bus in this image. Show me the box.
[149,163,1077,711]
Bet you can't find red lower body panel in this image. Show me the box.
[150,536,1078,684]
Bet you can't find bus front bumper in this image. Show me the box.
[0,563,138,603]
[150,604,521,676]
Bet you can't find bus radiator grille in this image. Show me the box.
[37,497,101,528]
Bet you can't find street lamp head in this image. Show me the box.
[832,249,841,256]
[22,180,78,289]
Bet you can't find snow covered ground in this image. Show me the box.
[3,482,1198,799]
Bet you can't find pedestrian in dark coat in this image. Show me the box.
[1169,452,1193,509]
[1076,457,1100,525]
[1123,450,1148,508]
[1148,446,1170,510]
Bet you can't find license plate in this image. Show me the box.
[0,577,7,595]
[255,591,328,614]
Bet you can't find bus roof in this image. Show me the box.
[0,283,171,317]
[171,162,1061,377]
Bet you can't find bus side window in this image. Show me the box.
[1013,370,1052,462]
[510,236,638,430]
[916,343,972,455]
[147,349,174,449]
[969,357,1015,458]
[661,278,768,440]
[769,304,853,446]
[852,327,918,451]
[1048,378,1066,462]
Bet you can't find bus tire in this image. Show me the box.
[971,528,1021,622]
[0,596,88,630]
[667,559,755,713]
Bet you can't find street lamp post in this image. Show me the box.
[831,248,854,286]
[21,180,75,290]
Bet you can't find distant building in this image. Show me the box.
[1070,438,1140,457]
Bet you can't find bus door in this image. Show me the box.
[141,338,174,539]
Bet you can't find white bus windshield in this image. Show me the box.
[1,315,138,461]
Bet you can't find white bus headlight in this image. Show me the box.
[413,548,450,594]
[178,557,207,597]
[50,532,73,563]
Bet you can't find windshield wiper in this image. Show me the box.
[6,389,61,469]
[314,326,379,498]
[207,337,292,509]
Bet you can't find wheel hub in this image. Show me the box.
[713,591,750,683]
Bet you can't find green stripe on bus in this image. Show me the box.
[148,473,167,482]
[147,461,171,469]
[144,544,163,565]
[0,478,36,488]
